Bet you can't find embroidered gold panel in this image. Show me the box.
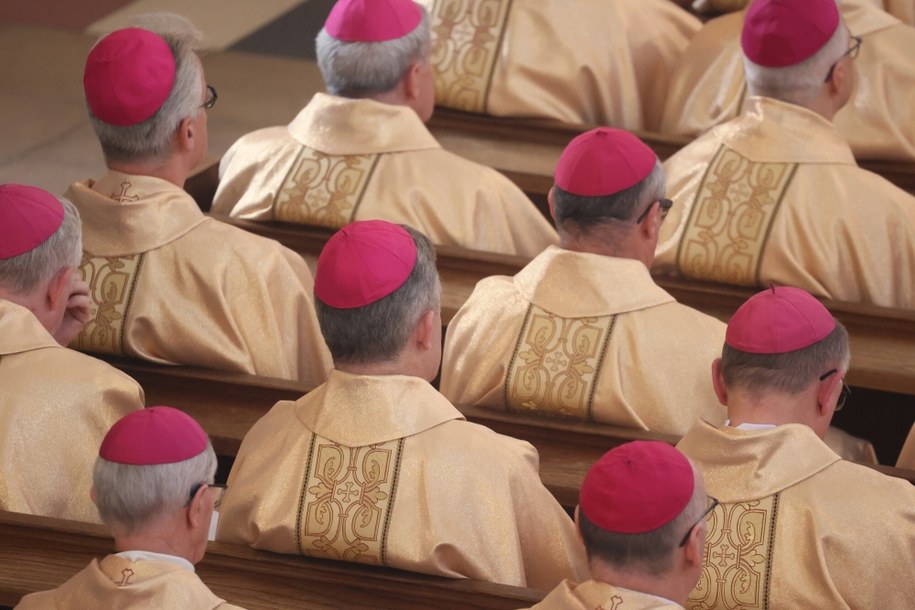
[688,495,780,610]
[275,147,379,228]
[504,304,615,419]
[74,252,145,355]
[427,0,513,112]
[296,435,404,565]
[676,146,797,286]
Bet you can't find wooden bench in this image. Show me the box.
[0,511,541,610]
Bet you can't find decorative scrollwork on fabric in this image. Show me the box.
[74,252,145,355]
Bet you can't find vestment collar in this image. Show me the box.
[115,550,195,573]
[0,299,59,356]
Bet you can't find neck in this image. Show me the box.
[107,156,188,189]
[726,388,819,431]
[559,230,650,267]
[335,353,431,381]
[112,517,196,565]
[590,561,687,606]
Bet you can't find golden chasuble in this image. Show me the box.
[678,421,915,609]
[898,424,915,468]
[418,0,700,131]
[0,300,144,524]
[655,97,915,309]
[441,247,726,436]
[15,555,244,609]
[65,171,331,385]
[659,0,915,162]
[217,370,588,589]
[526,580,684,609]
[212,93,557,258]
[883,0,915,24]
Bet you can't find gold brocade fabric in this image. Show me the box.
[678,421,915,608]
[441,247,727,436]
[212,93,557,258]
[526,580,684,609]
[217,370,588,589]
[659,0,915,162]
[15,556,244,609]
[65,171,332,385]
[419,0,700,131]
[655,97,915,309]
[0,300,144,523]
[898,424,915,468]
[883,0,915,24]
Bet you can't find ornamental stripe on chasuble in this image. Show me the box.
[295,434,405,565]
[273,147,380,228]
[74,251,145,356]
[675,145,798,286]
[504,304,616,420]
[426,0,514,113]
[688,494,780,610]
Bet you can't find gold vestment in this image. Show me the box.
[440,247,726,436]
[0,300,144,523]
[216,370,588,590]
[655,97,915,308]
[525,580,683,610]
[899,424,915,468]
[678,421,915,609]
[212,93,557,258]
[65,171,331,385]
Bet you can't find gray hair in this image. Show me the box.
[93,442,217,534]
[0,197,82,295]
[88,13,204,163]
[721,323,850,395]
[316,225,440,365]
[315,6,430,97]
[744,22,849,106]
[578,469,708,575]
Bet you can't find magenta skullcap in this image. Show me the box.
[315,220,417,309]
[742,0,841,68]
[580,441,694,534]
[84,27,177,126]
[0,184,64,260]
[726,286,836,354]
[554,128,657,197]
[99,407,208,465]
[325,0,422,42]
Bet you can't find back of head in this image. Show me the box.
[83,13,203,164]
[0,184,81,297]
[316,0,430,97]
[314,220,440,366]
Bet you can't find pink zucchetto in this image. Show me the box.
[580,441,694,534]
[83,27,177,126]
[726,286,836,354]
[99,407,208,466]
[324,0,422,42]
[741,0,841,68]
[554,128,657,197]
[0,184,64,260]
[315,220,417,309]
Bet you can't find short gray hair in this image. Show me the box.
[93,442,216,534]
[316,225,440,364]
[0,197,81,295]
[744,22,849,106]
[316,6,430,97]
[88,13,204,163]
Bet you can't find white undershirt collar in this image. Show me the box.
[115,550,195,573]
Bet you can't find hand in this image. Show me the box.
[53,277,91,346]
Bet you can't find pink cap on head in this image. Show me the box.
[580,441,694,534]
[325,0,422,42]
[84,28,177,126]
[315,220,417,309]
[726,286,836,354]
[99,407,208,465]
[741,0,841,68]
[0,184,64,260]
[554,128,657,197]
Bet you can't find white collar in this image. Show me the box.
[724,420,777,431]
[115,550,195,573]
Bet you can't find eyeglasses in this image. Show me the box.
[635,198,673,224]
[824,35,862,83]
[188,482,227,509]
[819,369,851,411]
[678,495,719,547]
[201,84,218,110]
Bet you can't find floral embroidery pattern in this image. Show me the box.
[75,252,144,355]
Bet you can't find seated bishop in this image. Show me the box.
[0,184,144,524]
[216,220,588,589]
[67,15,331,384]
[654,0,915,309]
[212,0,557,259]
[441,128,726,437]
